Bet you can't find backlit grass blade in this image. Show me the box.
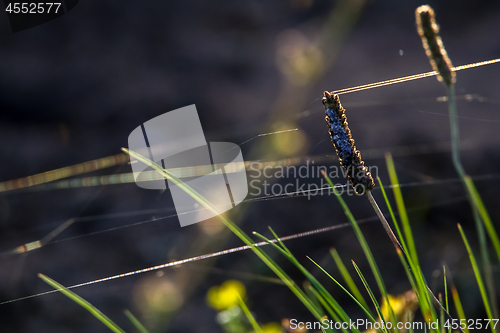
[321,171,398,332]
[38,274,126,333]
[351,261,389,333]
[451,285,469,333]
[305,283,342,333]
[252,230,349,333]
[443,267,450,333]
[237,295,262,333]
[379,179,435,319]
[395,249,418,297]
[308,256,377,323]
[464,176,500,263]
[330,248,371,313]
[385,153,419,268]
[124,310,149,333]
[266,226,354,328]
[304,282,325,318]
[439,293,444,333]
[383,155,439,325]
[457,223,494,333]
[122,148,327,325]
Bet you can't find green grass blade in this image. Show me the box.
[252,231,346,333]
[408,311,414,333]
[383,155,440,326]
[264,227,356,331]
[308,256,377,323]
[351,261,389,333]
[385,153,419,268]
[38,274,126,333]
[457,223,494,333]
[304,281,325,318]
[395,248,418,297]
[321,171,398,332]
[124,310,149,333]
[122,148,326,324]
[237,295,262,333]
[330,248,371,313]
[464,176,500,263]
[379,179,433,316]
[443,267,450,333]
[451,285,469,333]
[439,293,444,333]
[305,284,341,333]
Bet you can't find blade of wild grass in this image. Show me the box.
[38,274,126,333]
[443,267,450,333]
[264,227,355,330]
[385,153,419,268]
[305,283,342,333]
[122,149,329,330]
[308,256,377,323]
[438,293,444,333]
[464,176,500,263]
[383,156,439,326]
[351,261,389,333]
[379,179,429,314]
[408,311,414,333]
[364,185,453,327]
[457,223,494,333]
[321,171,398,332]
[124,310,150,333]
[330,248,371,313]
[252,229,350,333]
[369,186,445,332]
[450,285,469,333]
[395,248,418,297]
[378,178,422,301]
[304,281,325,318]
[237,295,262,333]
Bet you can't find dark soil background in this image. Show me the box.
[0,0,499,332]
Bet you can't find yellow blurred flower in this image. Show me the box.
[207,280,246,310]
[381,294,407,320]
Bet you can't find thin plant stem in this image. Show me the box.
[237,295,262,333]
[447,86,499,318]
[366,192,403,252]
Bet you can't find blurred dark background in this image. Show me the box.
[0,0,500,332]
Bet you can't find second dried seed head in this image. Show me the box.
[416,5,456,88]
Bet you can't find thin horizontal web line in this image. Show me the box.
[5,174,499,254]
[0,191,475,306]
[330,58,500,95]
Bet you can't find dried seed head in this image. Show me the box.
[323,91,375,194]
[416,5,456,87]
